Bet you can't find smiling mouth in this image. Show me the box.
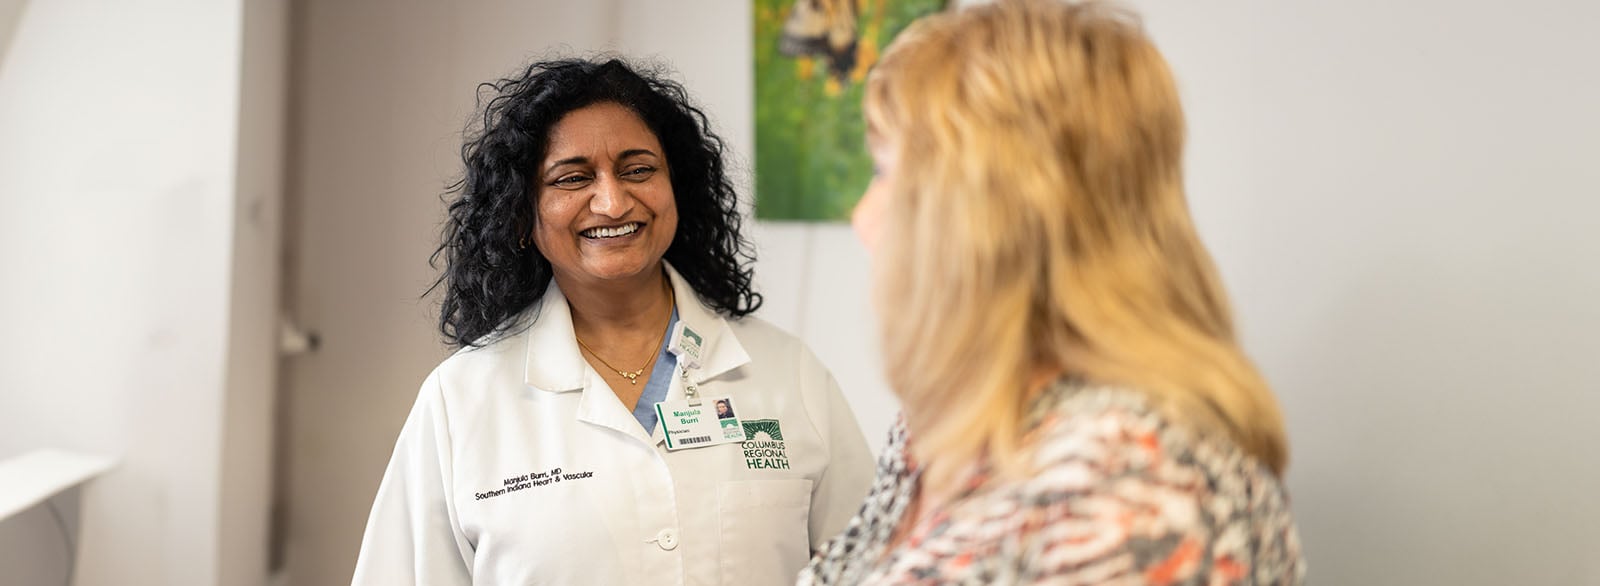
[580,222,643,239]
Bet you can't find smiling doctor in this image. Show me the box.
[350,58,874,586]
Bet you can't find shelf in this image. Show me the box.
[0,450,115,522]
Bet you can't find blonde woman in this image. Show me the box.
[799,1,1305,584]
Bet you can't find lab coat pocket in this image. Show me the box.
[717,478,814,586]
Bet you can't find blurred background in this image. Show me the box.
[1,0,1597,585]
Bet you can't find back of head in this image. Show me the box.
[865,0,1287,478]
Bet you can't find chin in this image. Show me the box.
[578,255,661,282]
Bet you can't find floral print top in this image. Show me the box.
[798,380,1306,585]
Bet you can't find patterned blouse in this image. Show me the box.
[798,381,1306,585]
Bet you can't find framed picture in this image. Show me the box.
[754,0,948,221]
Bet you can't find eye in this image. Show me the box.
[622,166,657,180]
[551,174,591,188]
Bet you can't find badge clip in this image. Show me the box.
[666,322,704,370]
[679,367,702,407]
[667,323,706,406]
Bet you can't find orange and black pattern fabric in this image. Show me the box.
[798,380,1306,585]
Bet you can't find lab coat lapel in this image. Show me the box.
[576,375,656,445]
[519,279,657,444]
[522,280,586,393]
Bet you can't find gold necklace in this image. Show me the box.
[575,284,674,385]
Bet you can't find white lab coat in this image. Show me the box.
[351,264,876,585]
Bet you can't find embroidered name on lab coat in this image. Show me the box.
[740,419,791,470]
[473,467,595,501]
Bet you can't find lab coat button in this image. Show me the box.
[656,528,678,550]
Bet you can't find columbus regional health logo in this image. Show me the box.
[740,419,789,470]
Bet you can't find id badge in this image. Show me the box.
[655,395,746,451]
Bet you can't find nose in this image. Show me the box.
[589,174,636,219]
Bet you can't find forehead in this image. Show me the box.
[544,102,662,159]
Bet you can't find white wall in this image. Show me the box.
[0,1,279,585]
[1130,2,1600,583]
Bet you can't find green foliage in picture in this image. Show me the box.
[754,0,946,221]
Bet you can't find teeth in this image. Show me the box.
[584,223,640,239]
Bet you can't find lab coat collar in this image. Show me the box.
[522,261,750,393]
[663,262,750,383]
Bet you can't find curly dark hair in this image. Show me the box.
[429,57,761,348]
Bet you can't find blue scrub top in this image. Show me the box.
[631,308,679,436]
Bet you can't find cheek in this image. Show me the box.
[531,192,578,245]
[648,183,679,232]
[852,180,888,253]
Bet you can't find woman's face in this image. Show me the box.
[716,402,729,416]
[852,131,898,255]
[533,102,679,287]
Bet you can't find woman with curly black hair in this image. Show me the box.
[352,58,874,586]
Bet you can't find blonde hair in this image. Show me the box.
[864,0,1288,484]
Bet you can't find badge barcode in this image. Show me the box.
[678,435,713,445]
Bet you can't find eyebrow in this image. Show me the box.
[617,148,659,161]
[545,156,591,171]
[543,149,661,174]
